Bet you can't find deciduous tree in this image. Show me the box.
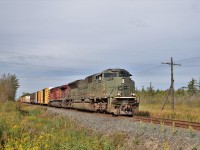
[0,73,19,101]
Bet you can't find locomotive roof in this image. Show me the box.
[68,79,84,85]
[51,84,68,89]
[85,68,131,79]
[103,68,130,73]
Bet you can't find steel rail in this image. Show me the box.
[133,116,200,131]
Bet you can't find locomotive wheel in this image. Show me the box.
[112,113,118,117]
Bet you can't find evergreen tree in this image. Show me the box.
[147,82,154,96]
[142,86,145,92]
[22,92,32,96]
[187,78,198,96]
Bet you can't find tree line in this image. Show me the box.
[0,73,19,101]
[136,78,200,106]
[137,78,199,96]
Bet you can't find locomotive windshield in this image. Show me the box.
[119,71,131,77]
[104,73,117,78]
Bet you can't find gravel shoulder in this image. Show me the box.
[47,107,200,150]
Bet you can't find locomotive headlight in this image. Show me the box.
[117,93,121,96]
[122,78,125,84]
[131,93,136,96]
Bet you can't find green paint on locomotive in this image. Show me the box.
[68,68,139,115]
[86,69,135,98]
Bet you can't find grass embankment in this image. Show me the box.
[139,94,200,122]
[0,102,122,150]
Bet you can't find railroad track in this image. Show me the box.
[25,103,200,131]
[133,116,200,131]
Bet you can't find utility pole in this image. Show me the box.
[149,82,153,93]
[161,57,181,111]
[150,82,152,90]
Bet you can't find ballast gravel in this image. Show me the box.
[47,107,200,150]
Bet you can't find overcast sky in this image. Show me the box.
[0,0,200,97]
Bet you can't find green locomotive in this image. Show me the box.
[66,68,139,116]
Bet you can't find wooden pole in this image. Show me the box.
[171,57,175,110]
[162,57,181,111]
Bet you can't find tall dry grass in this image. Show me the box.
[138,92,200,122]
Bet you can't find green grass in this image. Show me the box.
[0,101,119,150]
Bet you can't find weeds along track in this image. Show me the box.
[133,116,200,131]
[58,108,200,131]
[26,103,200,131]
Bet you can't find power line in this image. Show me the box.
[136,56,200,74]
[175,57,200,64]
[1,50,200,80]
[0,50,153,65]
[1,50,200,68]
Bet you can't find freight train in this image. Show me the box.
[20,68,139,116]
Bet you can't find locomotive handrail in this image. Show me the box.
[136,94,140,103]
[108,86,116,97]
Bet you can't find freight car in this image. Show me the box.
[19,95,31,103]
[21,68,139,116]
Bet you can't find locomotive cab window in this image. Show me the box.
[98,74,102,80]
[96,74,102,81]
[104,73,117,78]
